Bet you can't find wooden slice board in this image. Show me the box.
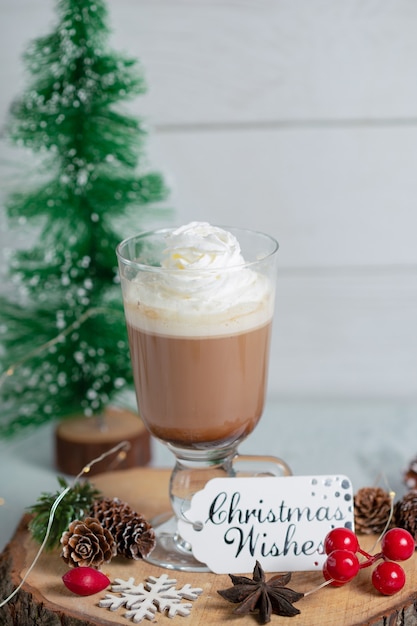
[1,467,417,625]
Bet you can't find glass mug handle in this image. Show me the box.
[232,453,292,477]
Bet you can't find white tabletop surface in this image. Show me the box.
[1,397,416,553]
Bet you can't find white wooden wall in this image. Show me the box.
[1,0,416,401]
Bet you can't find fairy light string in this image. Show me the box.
[0,440,130,609]
[367,489,396,555]
[0,307,131,609]
[0,306,118,391]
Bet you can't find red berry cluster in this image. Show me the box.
[323,527,415,596]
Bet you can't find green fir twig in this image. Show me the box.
[27,476,102,550]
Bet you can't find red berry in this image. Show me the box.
[323,549,360,584]
[324,528,359,555]
[381,528,415,562]
[372,561,406,595]
[323,563,345,587]
[62,567,110,596]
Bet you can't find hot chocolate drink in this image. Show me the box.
[126,320,272,448]
[119,222,276,450]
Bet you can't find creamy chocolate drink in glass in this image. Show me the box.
[117,222,290,571]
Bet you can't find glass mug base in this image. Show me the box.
[144,512,210,572]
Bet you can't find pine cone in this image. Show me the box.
[90,497,155,559]
[395,491,417,541]
[61,516,116,568]
[354,487,393,534]
[404,458,417,490]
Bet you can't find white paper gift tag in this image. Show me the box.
[178,474,354,574]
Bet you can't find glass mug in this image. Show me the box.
[117,224,290,571]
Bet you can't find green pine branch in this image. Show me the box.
[28,477,102,550]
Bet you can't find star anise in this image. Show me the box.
[218,561,304,624]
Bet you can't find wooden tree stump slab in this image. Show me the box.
[1,467,417,625]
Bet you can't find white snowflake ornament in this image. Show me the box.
[99,573,203,622]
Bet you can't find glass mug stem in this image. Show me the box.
[170,450,292,523]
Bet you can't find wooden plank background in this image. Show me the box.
[0,0,416,399]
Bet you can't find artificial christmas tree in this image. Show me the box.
[0,0,169,462]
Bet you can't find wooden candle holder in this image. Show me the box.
[54,406,151,475]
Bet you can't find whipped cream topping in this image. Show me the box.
[124,222,274,336]
[161,222,245,270]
